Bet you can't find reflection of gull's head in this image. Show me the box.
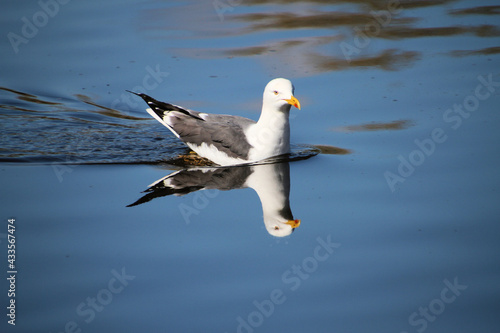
[264,215,301,238]
[245,162,300,237]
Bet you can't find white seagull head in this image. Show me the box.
[263,78,301,112]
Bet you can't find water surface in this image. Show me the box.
[1,0,499,332]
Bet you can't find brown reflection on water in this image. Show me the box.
[379,25,500,39]
[0,87,62,111]
[308,49,420,71]
[449,5,500,16]
[233,11,414,32]
[74,94,146,122]
[139,0,500,74]
[221,2,497,73]
[449,46,500,57]
[312,144,352,155]
[331,119,414,132]
[232,9,500,40]
[0,87,146,123]
[243,0,456,11]
[224,36,338,57]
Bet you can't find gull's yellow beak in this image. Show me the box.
[284,95,301,110]
[285,219,301,229]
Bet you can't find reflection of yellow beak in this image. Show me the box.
[285,219,301,229]
[284,96,301,110]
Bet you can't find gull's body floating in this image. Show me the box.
[129,78,301,166]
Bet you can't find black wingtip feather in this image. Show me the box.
[127,90,205,121]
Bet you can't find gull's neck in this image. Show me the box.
[247,104,291,160]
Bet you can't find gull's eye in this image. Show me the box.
[274,226,279,230]
[273,90,279,95]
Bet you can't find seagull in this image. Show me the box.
[128,78,301,166]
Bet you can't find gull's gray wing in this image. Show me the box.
[130,92,255,159]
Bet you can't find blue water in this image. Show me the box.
[1,0,500,332]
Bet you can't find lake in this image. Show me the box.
[1,0,499,332]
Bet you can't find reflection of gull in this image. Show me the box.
[128,78,301,166]
[128,162,300,237]
[246,162,300,237]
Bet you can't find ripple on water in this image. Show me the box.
[1,88,350,165]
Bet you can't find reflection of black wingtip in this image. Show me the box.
[126,188,159,207]
[127,191,163,207]
[126,197,148,207]
[127,185,204,207]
